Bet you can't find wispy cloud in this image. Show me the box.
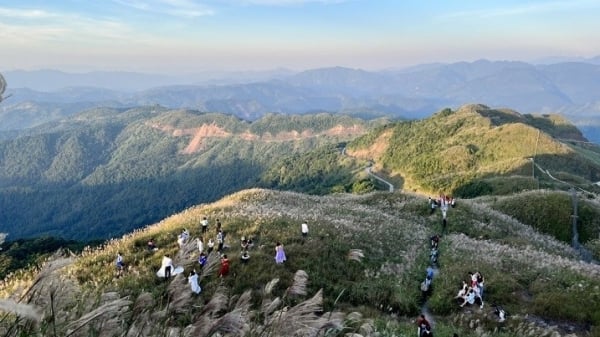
[112,0,214,18]
[0,7,56,19]
[438,0,600,20]
[0,6,146,47]
[226,0,349,6]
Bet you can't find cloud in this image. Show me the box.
[111,0,214,17]
[0,7,57,19]
[224,0,349,6]
[0,7,145,47]
[438,0,600,20]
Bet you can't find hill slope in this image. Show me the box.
[0,108,378,240]
[1,188,599,337]
[348,104,600,196]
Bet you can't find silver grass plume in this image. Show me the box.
[64,298,131,337]
[199,252,221,282]
[0,300,42,321]
[348,249,364,262]
[287,270,308,296]
[202,307,249,337]
[267,289,344,337]
[192,289,252,337]
[199,286,229,318]
[264,278,279,295]
[234,289,253,315]
[261,297,282,317]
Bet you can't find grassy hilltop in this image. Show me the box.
[1,188,600,337]
[348,104,600,196]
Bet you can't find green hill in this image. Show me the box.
[1,188,599,337]
[348,104,600,196]
[0,108,381,240]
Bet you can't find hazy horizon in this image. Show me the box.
[2,0,600,74]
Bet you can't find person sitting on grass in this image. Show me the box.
[493,303,508,322]
[459,287,483,308]
[147,238,157,251]
[240,250,250,264]
[455,281,469,301]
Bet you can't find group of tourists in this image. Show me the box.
[113,216,311,296]
[456,272,485,308]
[428,194,456,214]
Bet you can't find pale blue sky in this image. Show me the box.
[1,0,599,73]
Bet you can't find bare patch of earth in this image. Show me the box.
[148,122,366,154]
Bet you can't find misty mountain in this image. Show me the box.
[3,68,295,92]
[3,60,600,142]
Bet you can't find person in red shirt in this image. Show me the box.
[218,254,230,277]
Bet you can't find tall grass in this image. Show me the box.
[1,188,599,336]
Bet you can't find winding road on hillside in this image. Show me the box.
[342,147,395,192]
[365,164,394,193]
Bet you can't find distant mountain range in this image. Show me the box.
[2,59,600,144]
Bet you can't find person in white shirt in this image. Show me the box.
[116,252,124,277]
[188,270,201,294]
[197,237,204,253]
[178,229,189,247]
[301,221,309,238]
[207,239,215,254]
[161,254,174,279]
[201,217,208,234]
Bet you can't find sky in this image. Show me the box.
[1,0,600,74]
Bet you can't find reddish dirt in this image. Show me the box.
[148,122,366,154]
[347,129,392,161]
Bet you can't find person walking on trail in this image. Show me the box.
[416,314,431,337]
[116,252,124,277]
[275,242,287,264]
[161,254,174,280]
[188,270,201,294]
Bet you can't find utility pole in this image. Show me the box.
[570,187,579,250]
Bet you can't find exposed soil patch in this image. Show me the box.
[149,122,366,154]
[347,129,392,161]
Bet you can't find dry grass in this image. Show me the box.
[1,188,599,337]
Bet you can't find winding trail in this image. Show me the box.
[365,165,394,193]
[341,146,395,192]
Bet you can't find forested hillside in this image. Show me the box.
[348,104,600,196]
[0,107,381,240]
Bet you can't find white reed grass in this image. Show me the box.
[0,300,42,321]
